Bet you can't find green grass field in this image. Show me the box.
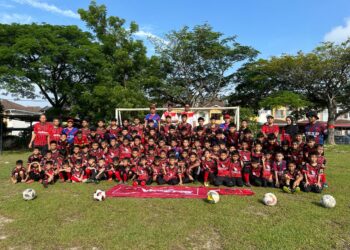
[0,146,349,250]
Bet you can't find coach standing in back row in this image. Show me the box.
[28,114,52,155]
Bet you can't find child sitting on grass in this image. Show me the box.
[283,161,303,193]
[11,160,27,184]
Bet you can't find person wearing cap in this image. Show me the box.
[304,111,327,145]
[28,114,53,155]
[181,104,197,127]
[261,115,279,139]
[281,116,299,145]
[219,114,232,131]
[144,104,161,130]
[161,103,178,124]
[62,118,78,145]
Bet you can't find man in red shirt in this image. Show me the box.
[50,118,62,143]
[28,114,52,155]
[261,115,279,138]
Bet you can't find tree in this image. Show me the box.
[75,1,164,119]
[152,24,258,107]
[230,40,350,144]
[0,23,101,111]
[259,91,312,120]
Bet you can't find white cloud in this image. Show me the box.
[324,18,350,43]
[13,0,79,19]
[0,13,33,24]
[134,30,169,45]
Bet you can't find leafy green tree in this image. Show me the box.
[0,23,101,110]
[152,24,258,106]
[76,1,164,120]
[259,91,312,120]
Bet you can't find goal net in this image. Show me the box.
[115,106,240,128]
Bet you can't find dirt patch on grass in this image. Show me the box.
[173,228,223,250]
[0,215,14,240]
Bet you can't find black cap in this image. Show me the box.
[306,111,319,120]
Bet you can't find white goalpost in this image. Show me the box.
[115,106,240,128]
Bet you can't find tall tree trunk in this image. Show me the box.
[327,104,336,145]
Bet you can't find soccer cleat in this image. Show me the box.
[42,180,48,188]
[323,183,329,188]
[283,186,292,193]
[204,182,209,187]
[94,180,100,184]
[245,182,251,187]
[85,179,93,184]
[293,187,301,193]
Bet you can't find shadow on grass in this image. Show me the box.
[311,201,323,208]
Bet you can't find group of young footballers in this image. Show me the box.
[11,105,328,194]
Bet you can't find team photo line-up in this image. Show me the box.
[11,103,328,194]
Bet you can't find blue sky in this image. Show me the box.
[1,0,350,106]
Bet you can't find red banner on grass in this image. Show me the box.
[106,184,254,199]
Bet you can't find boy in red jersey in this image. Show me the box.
[239,141,251,186]
[133,156,152,186]
[250,157,263,186]
[230,151,244,187]
[202,150,217,187]
[11,160,27,184]
[74,131,89,148]
[26,160,45,183]
[50,118,62,143]
[58,159,72,183]
[118,138,132,160]
[273,152,287,188]
[283,161,303,193]
[71,160,86,183]
[214,150,233,187]
[262,151,274,187]
[96,120,107,140]
[42,161,55,188]
[160,156,182,185]
[261,115,279,138]
[27,147,43,167]
[186,152,201,183]
[106,118,119,140]
[302,152,323,193]
[316,144,328,188]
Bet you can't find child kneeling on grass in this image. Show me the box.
[282,161,303,193]
[11,160,27,184]
[302,152,324,193]
[71,160,86,183]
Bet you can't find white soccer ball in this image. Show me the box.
[320,194,336,208]
[93,189,106,201]
[207,190,220,204]
[263,193,277,206]
[23,188,36,201]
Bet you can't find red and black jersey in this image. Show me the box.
[81,128,90,137]
[202,158,217,173]
[251,151,264,163]
[161,124,172,136]
[50,126,63,143]
[107,146,119,159]
[130,157,140,167]
[163,165,180,181]
[50,150,62,161]
[239,150,251,163]
[96,127,107,139]
[290,149,303,166]
[284,169,301,180]
[87,134,102,144]
[33,122,52,146]
[74,136,89,147]
[217,158,231,177]
[130,124,144,136]
[11,167,26,176]
[273,160,287,176]
[263,160,273,178]
[135,165,149,181]
[230,161,242,178]
[71,167,84,178]
[69,153,82,165]
[303,163,321,184]
[106,126,119,139]
[317,155,326,166]
[118,145,132,159]
[89,148,104,160]
[225,131,239,146]
[57,139,70,156]
[177,122,192,136]
[27,154,43,165]
[263,142,280,152]
[251,165,262,177]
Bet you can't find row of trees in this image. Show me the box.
[1,1,350,143]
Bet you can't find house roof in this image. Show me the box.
[1,99,43,114]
